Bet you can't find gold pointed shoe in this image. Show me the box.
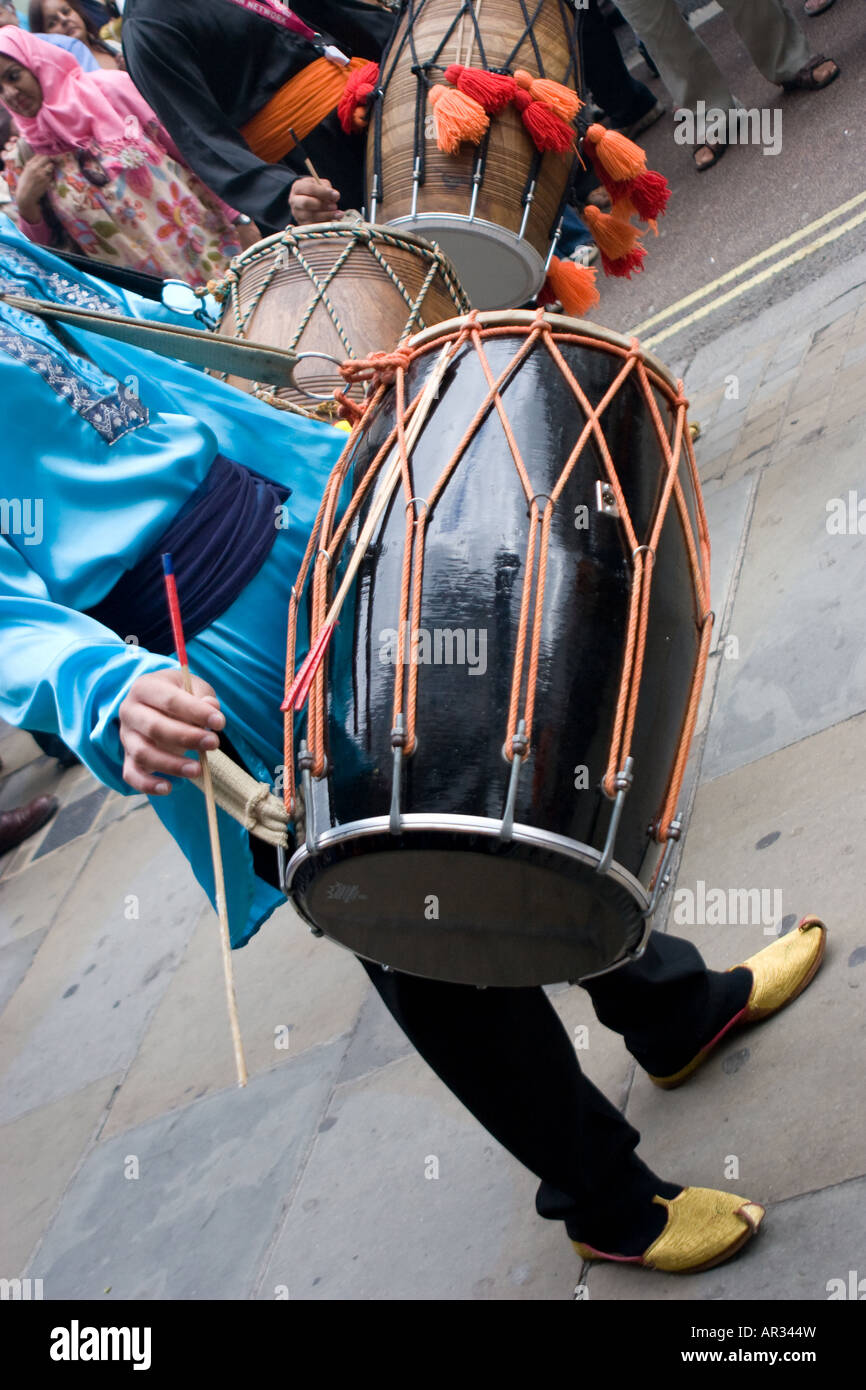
[649,915,827,1089]
[740,914,827,1020]
[572,1187,765,1274]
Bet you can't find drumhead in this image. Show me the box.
[384,214,546,311]
[286,815,650,987]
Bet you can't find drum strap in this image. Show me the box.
[240,55,369,165]
[194,749,289,847]
[0,292,300,385]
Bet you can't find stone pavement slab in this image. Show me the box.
[0,813,206,1124]
[0,926,48,1017]
[0,1073,120,1278]
[702,416,866,780]
[586,1176,866,1302]
[102,899,367,1139]
[0,833,97,949]
[257,1050,575,1301]
[28,1040,345,1300]
[626,711,866,1209]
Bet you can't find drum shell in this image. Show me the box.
[214,222,469,412]
[369,0,581,306]
[290,317,706,985]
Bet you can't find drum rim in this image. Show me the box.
[223,218,469,271]
[283,811,652,914]
[405,309,680,394]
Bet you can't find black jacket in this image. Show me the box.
[122,0,396,234]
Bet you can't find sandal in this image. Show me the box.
[781,54,840,91]
[693,139,727,172]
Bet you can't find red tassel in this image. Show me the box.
[600,244,647,279]
[337,62,379,135]
[514,90,575,155]
[627,169,671,222]
[543,257,600,317]
[584,122,646,181]
[443,63,517,115]
[513,68,582,122]
[428,83,489,154]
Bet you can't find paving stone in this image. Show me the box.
[0,813,206,1124]
[0,1074,120,1278]
[101,898,366,1138]
[28,1042,344,1299]
[0,928,48,1017]
[702,418,866,779]
[629,714,866,1206]
[0,833,96,949]
[585,1176,866,1302]
[337,979,414,1085]
[32,787,109,860]
[256,1051,574,1301]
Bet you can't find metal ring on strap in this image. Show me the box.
[405,496,429,518]
[293,350,352,401]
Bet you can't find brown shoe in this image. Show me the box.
[0,795,58,855]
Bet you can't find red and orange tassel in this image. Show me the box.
[514,68,583,122]
[582,204,647,278]
[513,88,575,154]
[337,61,379,134]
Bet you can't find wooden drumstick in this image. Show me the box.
[289,127,322,182]
[162,554,248,1089]
[285,341,455,711]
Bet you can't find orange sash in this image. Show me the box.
[241,55,368,164]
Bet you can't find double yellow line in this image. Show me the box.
[633,191,866,350]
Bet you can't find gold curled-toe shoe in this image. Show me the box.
[572,1187,765,1274]
[649,915,827,1090]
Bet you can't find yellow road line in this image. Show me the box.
[642,208,866,351]
[632,190,866,336]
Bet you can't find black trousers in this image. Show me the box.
[361,933,751,1246]
[581,0,657,127]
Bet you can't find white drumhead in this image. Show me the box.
[384,214,545,311]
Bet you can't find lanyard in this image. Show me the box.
[223,0,349,63]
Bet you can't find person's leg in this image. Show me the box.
[582,932,752,1078]
[580,0,659,127]
[360,959,680,1252]
[715,0,811,85]
[613,0,735,111]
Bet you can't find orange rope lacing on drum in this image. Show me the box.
[282,313,713,846]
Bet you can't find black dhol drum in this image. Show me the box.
[282,310,712,987]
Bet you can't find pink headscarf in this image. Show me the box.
[0,28,163,155]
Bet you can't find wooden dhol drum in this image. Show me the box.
[282,310,713,988]
[367,0,583,310]
[211,218,469,416]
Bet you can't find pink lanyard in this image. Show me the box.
[223,0,349,63]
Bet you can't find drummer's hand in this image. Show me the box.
[289,176,342,225]
[119,669,226,796]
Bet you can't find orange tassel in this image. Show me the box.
[583,203,643,260]
[337,61,379,134]
[513,68,582,122]
[443,64,517,114]
[428,83,489,154]
[543,256,600,317]
[584,122,646,182]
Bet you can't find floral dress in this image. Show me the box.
[3,120,242,288]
